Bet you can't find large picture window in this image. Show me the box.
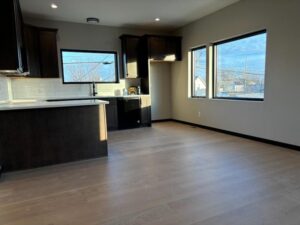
[61,49,118,83]
[213,30,267,100]
[191,46,207,97]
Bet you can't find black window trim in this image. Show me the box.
[191,45,207,98]
[61,48,120,84]
[212,29,267,101]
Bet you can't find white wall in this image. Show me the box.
[171,0,300,146]
[150,63,172,120]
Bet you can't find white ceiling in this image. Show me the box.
[20,0,239,31]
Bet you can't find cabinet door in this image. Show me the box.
[165,37,182,61]
[147,35,182,62]
[24,25,41,77]
[141,95,152,127]
[148,37,166,61]
[120,35,140,78]
[117,98,142,130]
[38,29,59,78]
[101,98,118,131]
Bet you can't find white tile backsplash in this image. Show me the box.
[11,78,126,100]
[0,76,9,101]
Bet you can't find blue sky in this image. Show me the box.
[193,48,206,81]
[62,51,116,82]
[216,32,267,75]
[194,32,267,79]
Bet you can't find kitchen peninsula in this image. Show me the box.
[0,100,108,172]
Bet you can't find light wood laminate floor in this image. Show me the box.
[1,122,300,225]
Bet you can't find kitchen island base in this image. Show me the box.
[0,104,108,172]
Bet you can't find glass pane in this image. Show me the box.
[192,48,207,97]
[215,32,267,99]
[62,51,117,83]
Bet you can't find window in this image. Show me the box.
[61,49,118,83]
[191,46,207,97]
[213,30,267,100]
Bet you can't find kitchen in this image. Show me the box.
[0,0,179,173]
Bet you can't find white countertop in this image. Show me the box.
[0,99,108,111]
[47,95,147,101]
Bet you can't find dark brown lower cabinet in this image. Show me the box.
[0,105,108,172]
[101,98,118,131]
[47,97,151,132]
[117,98,142,130]
[101,96,151,131]
[141,95,152,127]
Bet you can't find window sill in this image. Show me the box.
[212,97,264,102]
[190,96,207,99]
[63,81,120,84]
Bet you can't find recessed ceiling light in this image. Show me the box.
[155,18,160,22]
[86,17,100,24]
[51,3,58,9]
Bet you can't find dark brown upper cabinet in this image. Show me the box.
[24,25,40,77]
[38,28,59,78]
[145,35,182,62]
[0,0,27,74]
[120,35,140,79]
[24,25,59,78]
[119,34,182,95]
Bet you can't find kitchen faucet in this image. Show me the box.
[92,82,98,96]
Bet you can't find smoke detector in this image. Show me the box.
[86,17,100,24]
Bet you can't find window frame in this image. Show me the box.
[191,45,207,98]
[61,49,119,84]
[212,29,267,101]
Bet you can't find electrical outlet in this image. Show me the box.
[198,111,201,117]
